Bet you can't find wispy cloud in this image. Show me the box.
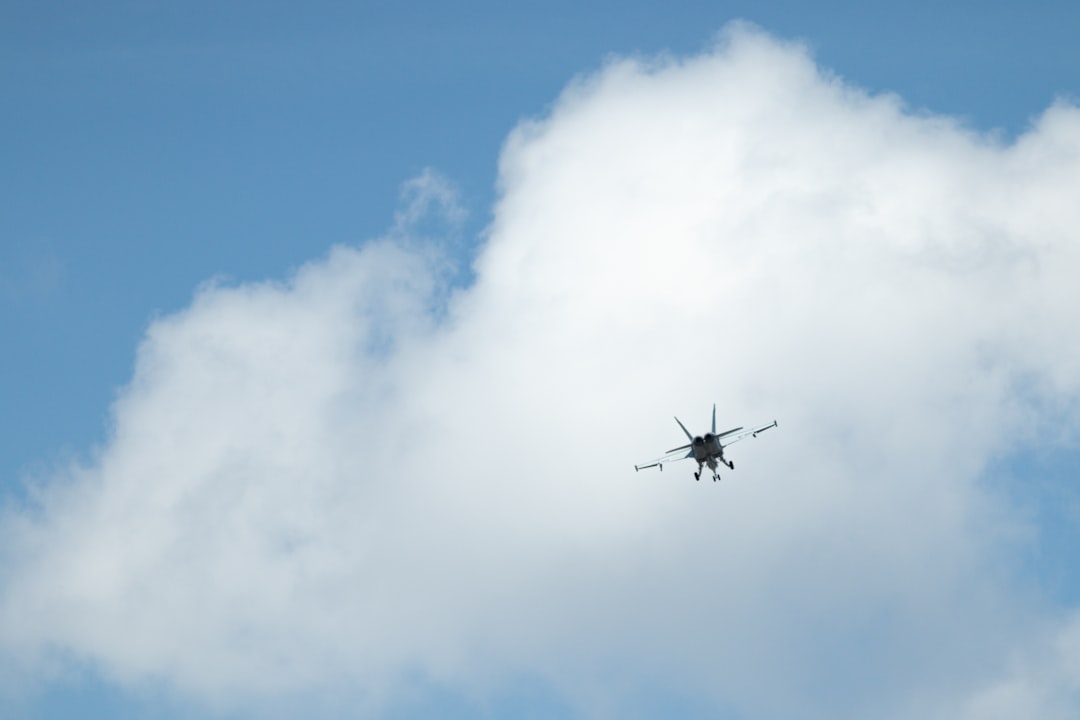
[2,23,1079,719]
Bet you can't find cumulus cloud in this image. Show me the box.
[3,23,1080,719]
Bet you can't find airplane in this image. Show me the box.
[635,405,777,482]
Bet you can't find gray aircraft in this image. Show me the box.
[635,404,777,481]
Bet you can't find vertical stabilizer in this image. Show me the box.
[674,416,693,441]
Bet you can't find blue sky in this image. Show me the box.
[3,2,1078,489]
[3,2,1080,719]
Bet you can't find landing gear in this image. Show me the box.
[712,473,721,482]
[694,471,700,481]
[727,460,734,470]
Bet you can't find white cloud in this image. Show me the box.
[3,22,1080,718]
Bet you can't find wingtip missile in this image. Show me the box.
[753,420,779,438]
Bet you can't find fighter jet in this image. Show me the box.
[635,404,777,481]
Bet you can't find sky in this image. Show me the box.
[2,2,1080,719]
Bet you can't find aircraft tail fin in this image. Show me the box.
[674,416,693,441]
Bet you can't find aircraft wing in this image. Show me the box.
[719,420,778,447]
[634,446,693,472]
